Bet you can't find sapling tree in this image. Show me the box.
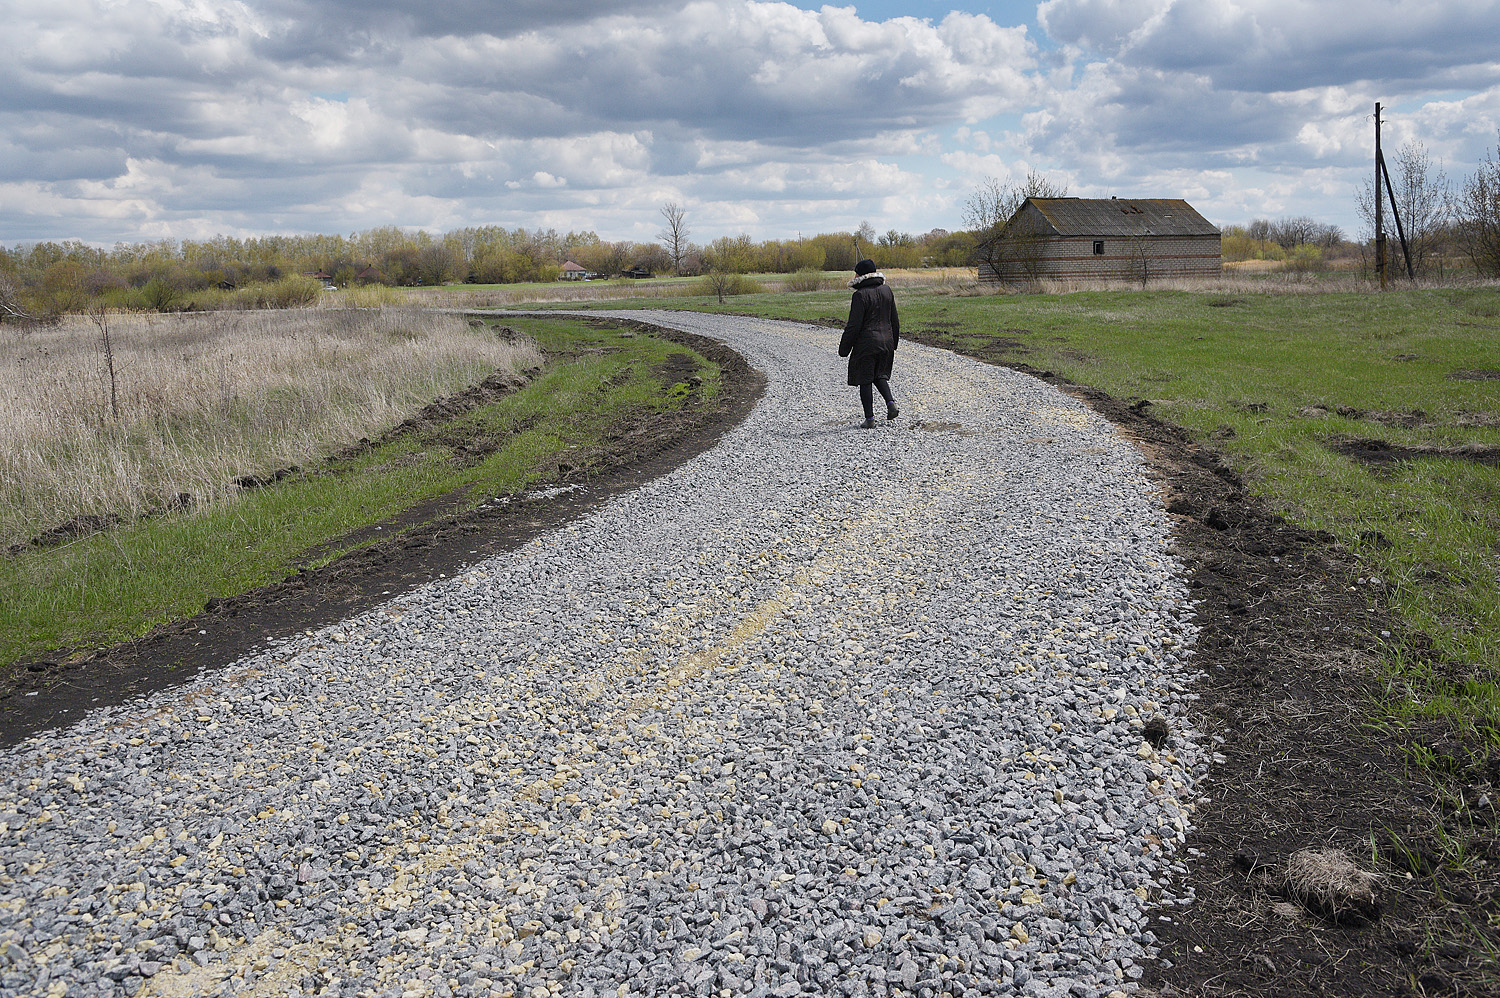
[1452,133,1500,277]
[88,304,120,420]
[964,171,1068,284]
[1357,140,1450,276]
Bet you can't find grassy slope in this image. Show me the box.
[0,316,719,668]
[556,285,1500,748]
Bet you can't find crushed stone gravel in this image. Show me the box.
[1,312,1205,998]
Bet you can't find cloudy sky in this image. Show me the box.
[4,0,1499,249]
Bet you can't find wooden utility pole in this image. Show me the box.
[1375,102,1386,288]
[1373,101,1415,286]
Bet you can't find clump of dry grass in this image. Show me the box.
[1283,847,1383,923]
[0,307,541,550]
[881,267,978,289]
[318,285,409,309]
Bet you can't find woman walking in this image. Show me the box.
[838,258,900,429]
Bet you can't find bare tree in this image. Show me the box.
[659,202,690,276]
[964,172,1068,284]
[964,171,1067,232]
[1357,140,1450,276]
[415,243,461,286]
[1452,133,1500,277]
[1125,233,1152,288]
[1313,223,1346,248]
[89,304,121,420]
[1266,216,1320,250]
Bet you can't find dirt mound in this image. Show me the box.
[1330,435,1500,466]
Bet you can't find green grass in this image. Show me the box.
[555,283,1500,749]
[0,316,719,670]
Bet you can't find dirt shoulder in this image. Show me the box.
[899,331,1498,998]
[0,321,764,748]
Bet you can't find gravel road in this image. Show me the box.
[1,312,1205,998]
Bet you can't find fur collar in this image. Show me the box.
[848,272,886,289]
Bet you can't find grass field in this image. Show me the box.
[531,279,1500,752]
[0,314,720,669]
[0,307,542,551]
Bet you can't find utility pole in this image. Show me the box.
[1375,101,1386,289]
[1373,101,1415,286]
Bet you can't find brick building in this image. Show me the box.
[978,197,1221,284]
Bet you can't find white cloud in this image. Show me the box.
[1037,0,1171,53]
[1040,0,1500,92]
[0,0,1497,245]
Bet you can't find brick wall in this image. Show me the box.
[980,235,1222,283]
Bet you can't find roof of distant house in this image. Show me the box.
[1015,198,1219,238]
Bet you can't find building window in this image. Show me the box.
[1093,241,1105,255]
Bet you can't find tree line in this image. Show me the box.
[1,218,975,320]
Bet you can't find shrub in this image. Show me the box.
[695,273,766,299]
[785,269,826,292]
[141,277,184,311]
[237,275,322,309]
[181,276,324,311]
[1285,245,1327,273]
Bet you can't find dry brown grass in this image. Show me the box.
[1283,848,1383,922]
[411,281,700,309]
[393,267,982,309]
[0,308,541,550]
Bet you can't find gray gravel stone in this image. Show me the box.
[0,311,1206,998]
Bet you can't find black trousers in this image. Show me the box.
[859,379,895,418]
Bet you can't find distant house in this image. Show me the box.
[978,198,1221,284]
[621,265,655,279]
[560,260,591,281]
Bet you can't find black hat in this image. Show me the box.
[854,258,877,276]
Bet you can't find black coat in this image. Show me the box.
[838,276,900,386]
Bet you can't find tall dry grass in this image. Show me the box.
[0,308,541,549]
[397,280,691,311]
[406,268,983,308]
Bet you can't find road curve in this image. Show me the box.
[0,312,1203,998]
